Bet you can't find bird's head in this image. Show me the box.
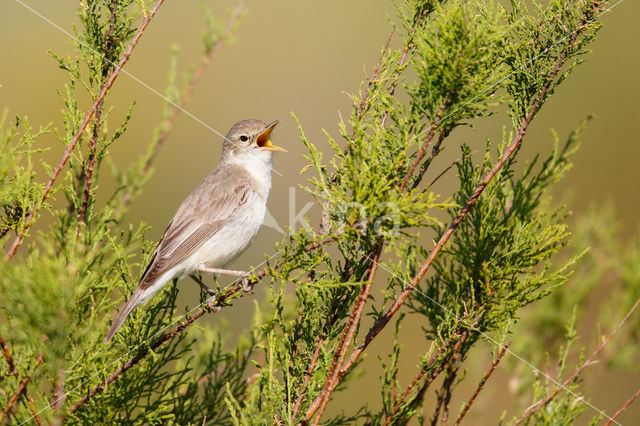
[221,119,285,165]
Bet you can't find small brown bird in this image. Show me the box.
[104,119,285,342]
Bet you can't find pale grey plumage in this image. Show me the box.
[104,119,284,342]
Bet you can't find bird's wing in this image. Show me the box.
[139,167,254,290]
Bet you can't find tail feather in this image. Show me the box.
[103,287,147,343]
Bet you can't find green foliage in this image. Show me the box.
[0,114,48,239]
[2,0,637,425]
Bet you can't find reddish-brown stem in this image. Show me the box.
[0,353,43,421]
[0,335,18,379]
[78,0,119,224]
[336,17,583,382]
[340,3,430,159]
[0,337,42,424]
[604,386,640,426]
[305,246,382,424]
[411,129,449,191]
[290,288,354,420]
[52,369,65,426]
[5,0,166,260]
[453,344,509,425]
[379,3,433,129]
[430,353,461,425]
[427,150,474,189]
[514,293,640,425]
[399,104,446,191]
[385,347,451,425]
[383,329,472,425]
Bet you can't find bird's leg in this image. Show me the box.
[189,274,216,296]
[198,267,255,295]
[199,267,247,277]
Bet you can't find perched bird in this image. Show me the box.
[104,119,285,342]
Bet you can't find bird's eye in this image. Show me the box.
[239,135,249,142]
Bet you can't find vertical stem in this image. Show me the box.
[0,353,44,421]
[305,245,382,424]
[79,0,119,224]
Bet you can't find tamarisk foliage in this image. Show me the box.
[1,0,639,424]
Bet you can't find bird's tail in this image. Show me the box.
[103,287,147,343]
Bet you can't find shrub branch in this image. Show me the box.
[4,0,166,260]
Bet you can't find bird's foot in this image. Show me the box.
[206,295,221,312]
[241,273,256,294]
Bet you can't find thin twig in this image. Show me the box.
[604,386,640,426]
[426,150,475,189]
[0,336,43,424]
[0,335,18,379]
[453,343,509,425]
[383,329,473,425]
[52,369,65,426]
[513,293,640,425]
[290,287,354,420]
[385,345,452,425]
[0,353,43,421]
[67,278,249,416]
[305,245,382,424]
[78,0,119,224]
[411,129,450,191]
[430,351,462,426]
[339,2,431,165]
[353,28,396,131]
[379,2,434,129]
[399,104,447,191]
[5,0,167,260]
[142,0,245,176]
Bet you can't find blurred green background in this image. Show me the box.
[1,0,639,423]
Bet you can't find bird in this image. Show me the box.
[104,119,285,343]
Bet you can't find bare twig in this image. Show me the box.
[5,0,167,260]
[411,129,450,191]
[78,0,119,224]
[604,386,640,426]
[427,150,475,189]
[0,353,43,421]
[353,28,396,129]
[513,293,640,425]
[340,2,432,162]
[453,344,509,425]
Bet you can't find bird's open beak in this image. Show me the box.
[256,120,286,152]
